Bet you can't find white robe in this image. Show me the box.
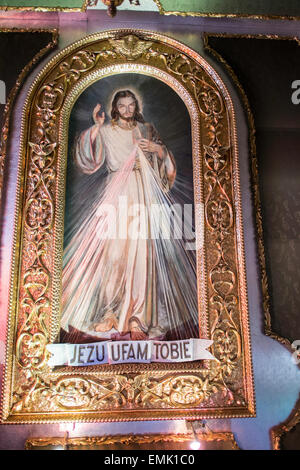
[61,121,177,337]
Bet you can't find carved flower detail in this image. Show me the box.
[73,50,97,67]
[200,88,223,117]
[38,83,59,110]
[204,145,229,172]
[26,198,53,230]
[169,377,217,405]
[213,329,239,376]
[29,141,56,156]
[29,141,56,169]
[206,199,233,233]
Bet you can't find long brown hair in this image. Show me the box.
[111,90,145,123]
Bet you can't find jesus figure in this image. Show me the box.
[60,89,199,342]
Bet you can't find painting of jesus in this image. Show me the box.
[60,74,199,343]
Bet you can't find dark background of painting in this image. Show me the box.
[64,73,193,247]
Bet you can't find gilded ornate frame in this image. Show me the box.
[0,1,87,12]
[25,432,240,450]
[1,30,255,423]
[271,393,300,450]
[153,0,300,20]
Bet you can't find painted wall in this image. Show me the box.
[0,9,299,450]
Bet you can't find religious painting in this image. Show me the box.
[1,30,255,423]
[60,74,199,346]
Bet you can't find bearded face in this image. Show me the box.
[116,96,136,121]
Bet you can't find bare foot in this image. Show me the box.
[94,315,118,332]
[130,328,148,341]
[130,321,148,341]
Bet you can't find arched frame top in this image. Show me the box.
[1,30,255,423]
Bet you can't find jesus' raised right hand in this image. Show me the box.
[93,103,105,127]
